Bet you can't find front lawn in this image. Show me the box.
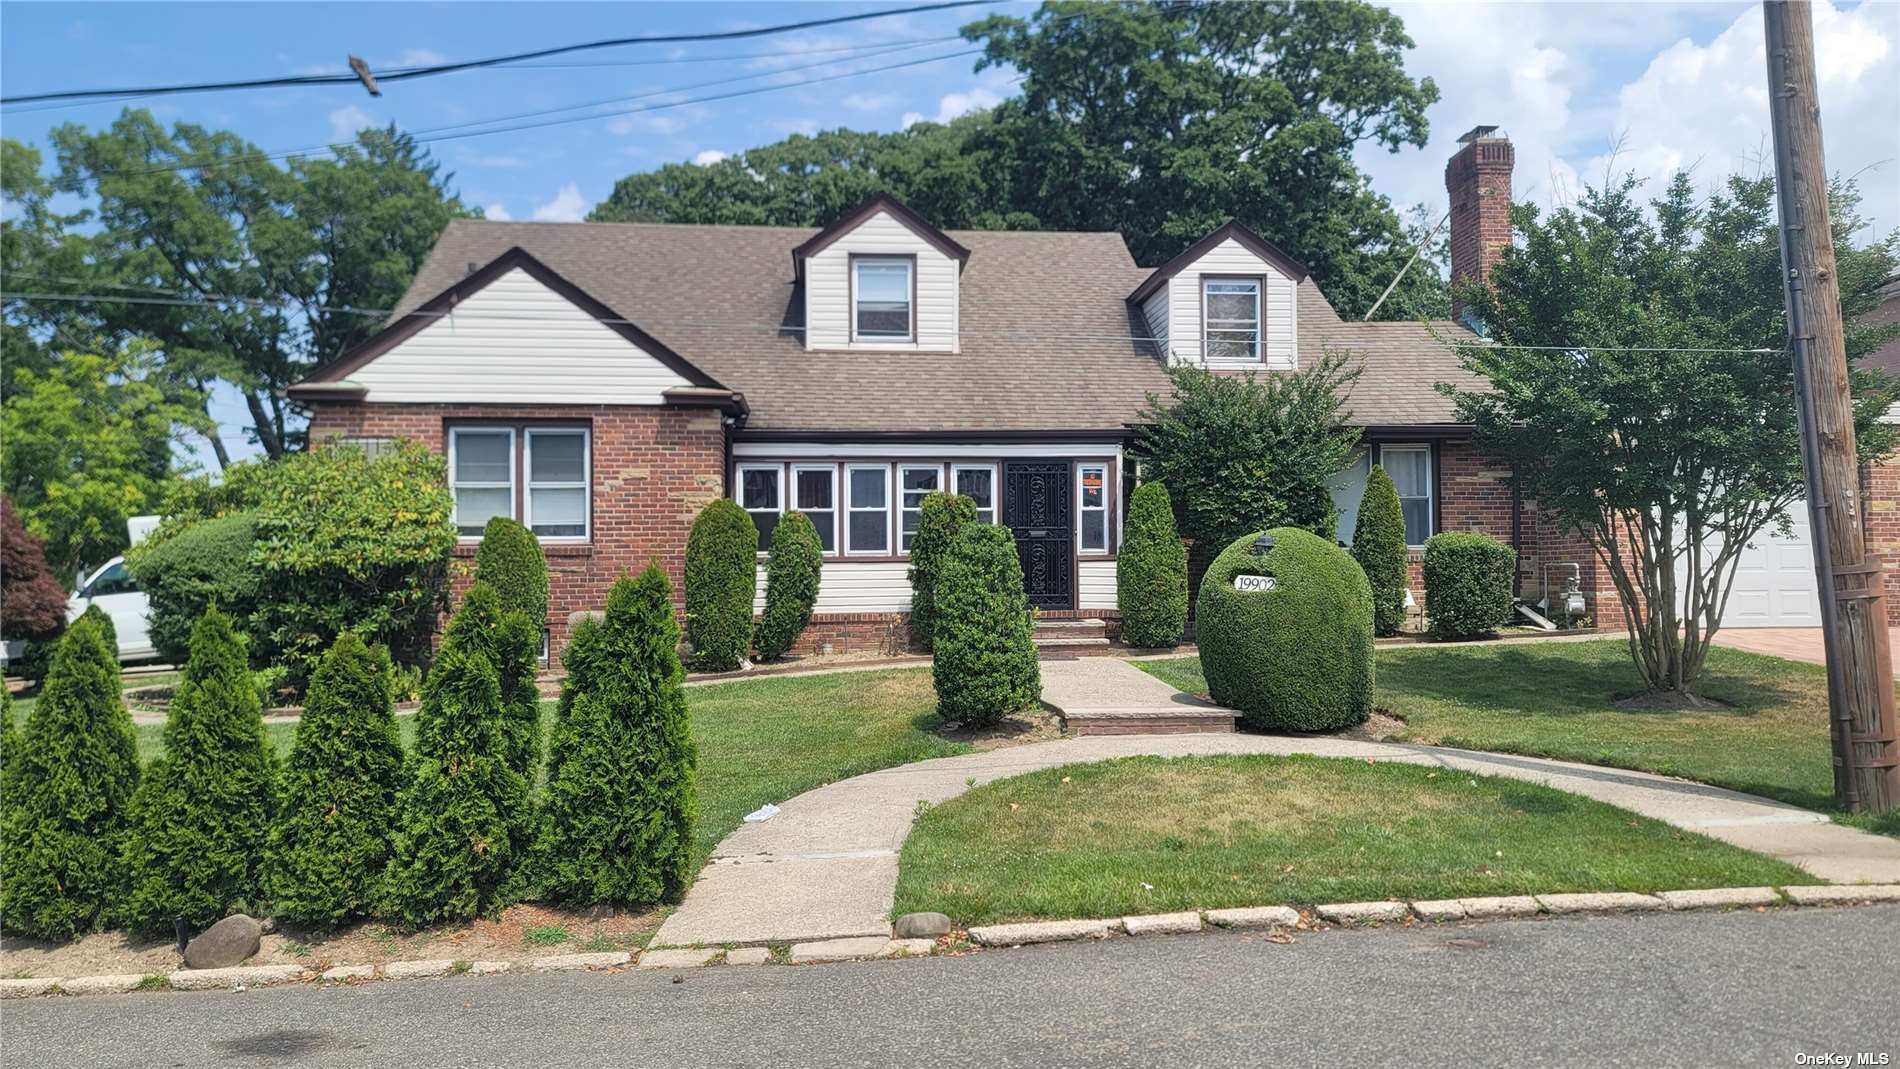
[893,753,1808,925]
[1136,640,1900,837]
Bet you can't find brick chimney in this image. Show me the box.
[1444,125,1513,324]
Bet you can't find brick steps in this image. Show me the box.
[1061,708,1238,736]
[1033,618,1110,657]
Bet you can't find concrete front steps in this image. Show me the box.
[1033,617,1114,657]
[1039,656,1237,735]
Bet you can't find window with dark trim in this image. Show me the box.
[738,463,783,552]
[1377,444,1433,547]
[792,464,838,553]
[449,425,590,541]
[1202,277,1262,362]
[853,257,913,340]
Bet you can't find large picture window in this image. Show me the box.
[853,257,913,341]
[449,425,593,541]
[738,463,783,552]
[898,465,941,551]
[1378,445,1433,547]
[845,464,891,555]
[792,464,838,553]
[1202,277,1261,362]
[1078,462,1109,552]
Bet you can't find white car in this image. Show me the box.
[69,556,158,663]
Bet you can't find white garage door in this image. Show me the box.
[1721,505,1822,628]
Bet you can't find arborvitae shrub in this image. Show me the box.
[0,615,140,941]
[684,498,757,671]
[755,511,822,661]
[474,516,550,627]
[263,633,406,928]
[127,511,259,664]
[536,565,697,905]
[1352,466,1411,637]
[931,524,1040,728]
[907,492,977,651]
[1196,528,1373,732]
[381,643,529,927]
[78,603,117,656]
[1116,482,1188,648]
[442,583,543,786]
[1423,533,1517,640]
[121,609,277,931]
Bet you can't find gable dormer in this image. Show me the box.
[793,193,969,353]
[1128,221,1306,370]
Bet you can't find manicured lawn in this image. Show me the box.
[893,753,1808,925]
[1135,640,1900,838]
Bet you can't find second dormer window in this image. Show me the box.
[853,256,913,341]
[1203,277,1262,362]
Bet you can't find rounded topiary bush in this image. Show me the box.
[1351,466,1410,637]
[931,524,1040,728]
[1116,482,1187,648]
[755,510,822,661]
[1423,532,1516,640]
[474,516,549,627]
[1195,527,1372,732]
[684,498,758,671]
[906,491,977,651]
[127,511,259,664]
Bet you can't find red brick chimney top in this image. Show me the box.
[1446,126,1514,323]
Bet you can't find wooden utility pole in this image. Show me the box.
[1764,0,1899,813]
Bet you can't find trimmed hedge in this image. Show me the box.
[120,609,278,931]
[264,632,406,928]
[931,524,1040,728]
[1351,466,1410,636]
[0,614,141,941]
[755,511,823,661]
[1116,482,1188,648]
[536,565,697,905]
[442,583,543,786]
[127,511,258,664]
[474,517,549,627]
[1423,532,1516,640]
[684,498,758,671]
[907,492,977,651]
[1196,527,1372,732]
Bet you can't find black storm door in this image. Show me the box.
[1003,461,1075,610]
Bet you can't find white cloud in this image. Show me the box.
[327,105,374,143]
[531,183,588,223]
[482,203,512,221]
[693,149,730,165]
[901,86,1002,129]
[771,118,820,138]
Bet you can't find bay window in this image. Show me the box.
[449,425,591,541]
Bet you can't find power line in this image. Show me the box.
[0,0,1001,105]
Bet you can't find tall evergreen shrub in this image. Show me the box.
[536,565,697,905]
[907,492,977,650]
[1352,466,1410,636]
[474,517,550,626]
[121,609,277,931]
[1116,482,1188,648]
[931,525,1040,727]
[263,633,406,928]
[684,498,757,671]
[0,615,140,941]
[442,583,542,785]
[755,511,822,661]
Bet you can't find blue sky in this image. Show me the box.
[4,1,1897,463]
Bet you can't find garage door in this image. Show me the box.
[1721,505,1822,628]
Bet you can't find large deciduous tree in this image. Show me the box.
[1447,172,1900,697]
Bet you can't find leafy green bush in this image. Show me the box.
[1423,533,1516,640]
[755,511,822,661]
[931,524,1040,728]
[0,614,140,941]
[1196,528,1373,732]
[264,633,405,928]
[1116,482,1187,648]
[442,583,543,785]
[247,440,454,685]
[474,517,549,627]
[684,498,757,671]
[1351,466,1410,636]
[120,609,277,931]
[2,495,68,680]
[128,511,258,664]
[907,492,978,651]
[536,565,697,905]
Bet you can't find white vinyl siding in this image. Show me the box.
[1163,238,1297,369]
[348,267,693,403]
[1078,560,1117,610]
[802,210,958,352]
[753,561,914,614]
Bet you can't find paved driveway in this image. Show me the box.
[1712,626,1900,677]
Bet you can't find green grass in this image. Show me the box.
[521,924,570,947]
[893,753,1811,925]
[1135,641,1900,838]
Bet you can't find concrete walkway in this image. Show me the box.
[1712,626,1900,678]
[652,662,1900,948]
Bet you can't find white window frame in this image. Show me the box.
[523,427,591,542]
[898,463,943,553]
[449,426,516,542]
[1377,444,1434,548]
[790,463,840,555]
[1202,276,1262,363]
[1077,461,1111,554]
[736,462,785,555]
[851,256,914,342]
[951,463,999,525]
[844,463,893,557]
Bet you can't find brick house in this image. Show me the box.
[290,127,1881,663]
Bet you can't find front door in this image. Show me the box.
[1003,461,1074,610]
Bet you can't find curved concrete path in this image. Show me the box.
[652,661,1900,949]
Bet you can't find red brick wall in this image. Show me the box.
[1860,457,1900,625]
[307,401,726,667]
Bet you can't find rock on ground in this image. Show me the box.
[893,912,952,939]
[183,915,263,970]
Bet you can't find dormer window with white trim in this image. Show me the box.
[1203,277,1261,362]
[852,256,913,341]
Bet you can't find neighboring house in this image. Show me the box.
[290,128,1876,663]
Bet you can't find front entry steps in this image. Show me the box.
[1061,707,1238,736]
[1033,617,1112,657]
[1039,657,1237,736]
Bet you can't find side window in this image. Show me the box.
[1078,463,1109,552]
[792,465,838,554]
[449,428,515,538]
[86,561,138,598]
[898,465,941,552]
[845,465,890,555]
[738,464,783,552]
[1378,445,1433,547]
[953,465,997,524]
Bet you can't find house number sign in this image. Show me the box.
[1232,574,1277,593]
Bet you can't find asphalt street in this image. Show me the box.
[5,905,1897,1068]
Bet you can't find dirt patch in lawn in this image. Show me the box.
[937,708,1066,750]
[1343,710,1409,742]
[1611,690,1736,712]
[0,903,662,979]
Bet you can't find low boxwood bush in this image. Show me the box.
[1423,532,1516,640]
[755,511,822,661]
[684,498,758,671]
[1196,527,1373,732]
[1116,482,1187,648]
[474,516,549,627]
[931,524,1040,728]
[907,492,977,651]
[1351,466,1410,636]
[127,511,259,664]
